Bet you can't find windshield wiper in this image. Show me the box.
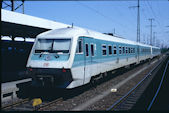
[39,52,46,58]
[39,51,49,58]
[54,53,59,58]
[39,53,43,58]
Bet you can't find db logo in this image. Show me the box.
[45,56,51,61]
[43,63,49,67]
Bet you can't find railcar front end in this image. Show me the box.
[26,38,75,88]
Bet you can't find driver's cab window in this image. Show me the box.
[76,39,83,53]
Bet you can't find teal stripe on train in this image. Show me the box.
[31,54,70,61]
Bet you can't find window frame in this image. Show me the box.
[131,48,133,53]
[76,39,83,54]
[128,47,131,54]
[126,47,128,54]
[119,45,122,55]
[85,43,89,57]
[91,43,95,57]
[102,44,107,56]
[34,38,72,54]
[113,45,117,55]
[108,45,112,55]
[123,46,125,54]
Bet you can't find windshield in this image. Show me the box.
[34,39,71,53]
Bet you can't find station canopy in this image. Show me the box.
[1,9,70,38]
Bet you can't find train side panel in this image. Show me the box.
[138,46,152,62]
[70,36,140,88]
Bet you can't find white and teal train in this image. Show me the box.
[26,27,160,89]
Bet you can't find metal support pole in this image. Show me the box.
[149,18,154,46]
[137,0,140,42]
[22,0,24,14]
[6,0,25,13]
[114,28,116,35]
[11,0,15,11]
[153,32,156,46]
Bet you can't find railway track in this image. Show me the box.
[106,55,168,111]
[1,98,32,111]
[37,97,63,111]
[2,98,30,110]
[2,55,166,111]
[1,97,63,111]
[147,60,169,111]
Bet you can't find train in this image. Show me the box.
[26,27,161,89]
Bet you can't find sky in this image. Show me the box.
[2,0,169,48]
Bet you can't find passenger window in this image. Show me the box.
[113,45,117,54]
[119,46,122,54]
[133,48,135,53]
[108,45,112,55]
[102,45,107,55]
[126,47,128,54]
[131,48,133,53]
[123,47,125,54]
[129,47,131,53]
[85,44,89,56]
[91,44,94,56]
[76,39,83,53]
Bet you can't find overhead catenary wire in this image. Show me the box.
[146,0,166,38]
[77,1,165,39]
[75,1,131,36]
[147,0,161,27]
[76,2,118,24]
[143,0,168,47]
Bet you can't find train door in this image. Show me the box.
[83,37,93,84]
[75,37,86,86]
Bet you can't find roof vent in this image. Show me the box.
[103,33,114,36]
[67,23,74,28]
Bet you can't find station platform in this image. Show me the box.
[1,78,32,103]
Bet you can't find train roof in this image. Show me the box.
[37,27,158,48]
[37,27,88,38]
[151,46,160,49]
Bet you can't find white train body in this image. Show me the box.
[26,27,160,89]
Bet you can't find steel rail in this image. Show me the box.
[106,56,165,111]
[147,60,169,111]
[1,98,30,110]
[35,97,63,111]
[2,97,63,111]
